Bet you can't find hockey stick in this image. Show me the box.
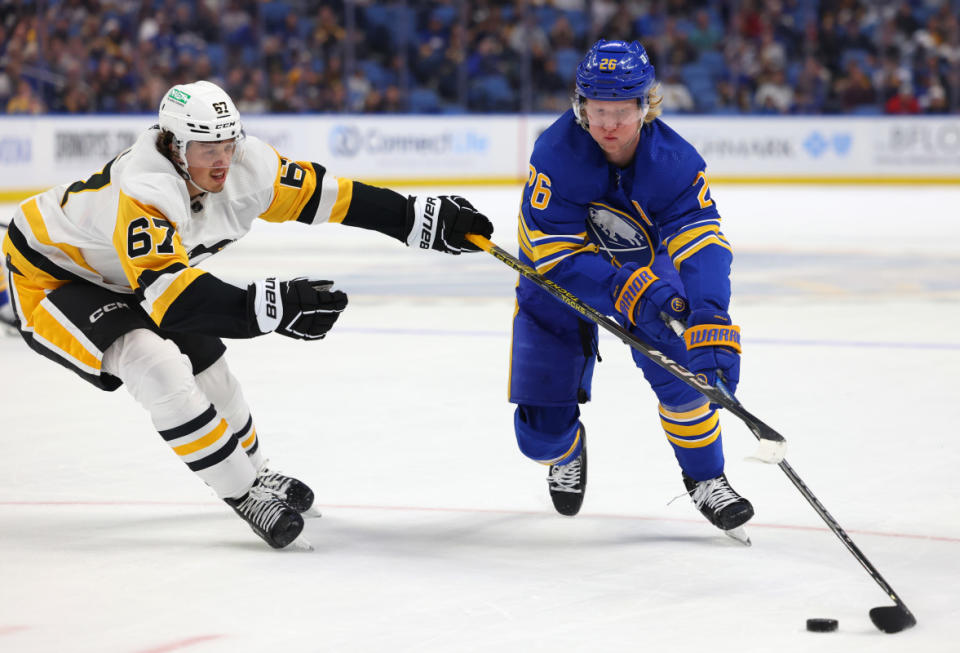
[465,233,786,464]
[467,234,917,634]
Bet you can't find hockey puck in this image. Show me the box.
[806,618,838,632]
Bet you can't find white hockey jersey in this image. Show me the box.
[4,128,360,330]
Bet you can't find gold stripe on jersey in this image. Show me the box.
[2,237,69,315]
[665,220,732,269]
[21,198,98,275]
[518,212,593,274]
[31,298,103,375]
[326,177,353,223]
[259,156,321,223]
[146,266,208,324]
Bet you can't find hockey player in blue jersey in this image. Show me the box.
[510,39,753,539]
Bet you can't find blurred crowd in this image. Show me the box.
[1,0,958,116]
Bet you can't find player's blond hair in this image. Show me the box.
[644,82,663,123]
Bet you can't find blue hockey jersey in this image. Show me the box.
[518,110,732,315]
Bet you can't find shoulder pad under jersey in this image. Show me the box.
[119,128,192,224]
[632,119,706,186]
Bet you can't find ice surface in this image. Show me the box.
[1,186,959,652]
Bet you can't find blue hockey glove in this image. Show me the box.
[684,308,741,400]
[612,263,689,343]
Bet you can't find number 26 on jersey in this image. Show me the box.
[527,165,552,210]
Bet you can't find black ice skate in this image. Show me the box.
[225,479,304,549]
[547,426,587,516]
[682,472,754,535]
[256,464,315,513]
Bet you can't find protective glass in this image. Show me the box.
[583,101,648,129]
[184,134,245,170]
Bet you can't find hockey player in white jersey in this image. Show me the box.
[1,81,493,548]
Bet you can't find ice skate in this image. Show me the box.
[224,479,304,549]
[682,473,754,538]
[256,463,315,514]
[548,426,587,516]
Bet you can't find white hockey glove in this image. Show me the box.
[405,195,494,254]
[248,277,348,340]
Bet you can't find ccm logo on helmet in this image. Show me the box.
[89,302,129,323]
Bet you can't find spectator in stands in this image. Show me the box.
[688,10,722,54]
[885,82,920,114]
[793,55,831,111]
[835,60,877,112]
[7,80,45,114]
[922,83,949,114]
[659,70,695,113]
[4,0,958,117]
[754,69,794,114]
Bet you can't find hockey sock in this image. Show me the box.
[659,400,724,481]
[194,355,265,468]
[103,329,255,498]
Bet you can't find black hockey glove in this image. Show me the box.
[405,195,494,254]
[248,277,348,340]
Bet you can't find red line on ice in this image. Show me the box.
[134,634,225,653]
[0,625,30,635]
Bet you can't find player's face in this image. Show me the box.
[584,99,647,165]
[185,139,237,193]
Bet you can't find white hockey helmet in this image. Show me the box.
[158,80,244,171]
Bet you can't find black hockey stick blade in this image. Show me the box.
[869,605,917,634]
[467,233,787,463]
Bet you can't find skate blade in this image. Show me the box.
[724,527,751,546]
[745,439,786,465]
[286,534,314,551]
[303,506,323,519]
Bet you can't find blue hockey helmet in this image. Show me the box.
[575,40,656,103]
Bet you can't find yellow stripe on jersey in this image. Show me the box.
[259,154,321,223]
[631,200,654,227]
[147,266,208,324]
[2,234,69,299]
[21,198,98,275]
[173,419,229,456]
[327,177,353,223]
[665,221,732,269]
[31,301,102,371]
[518,212,593,274]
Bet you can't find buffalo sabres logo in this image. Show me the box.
[586,205,653,266]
